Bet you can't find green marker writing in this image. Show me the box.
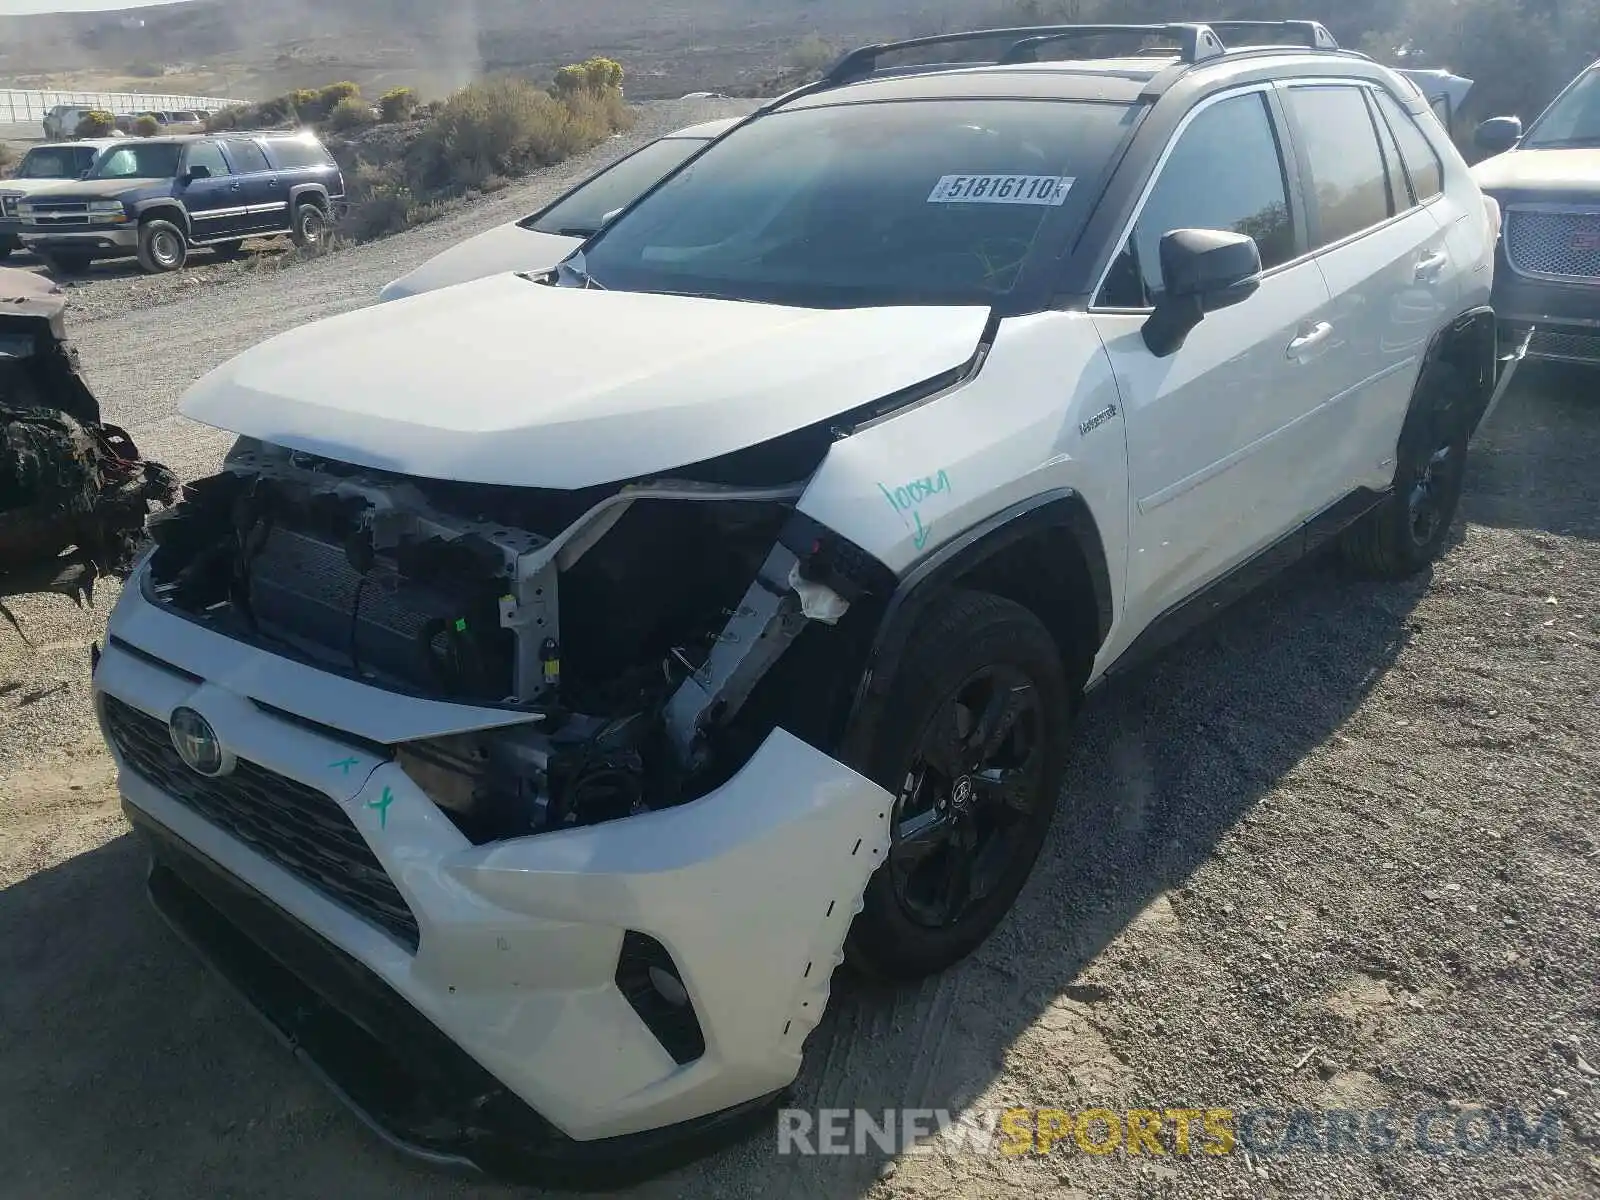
[367,786,395,829]
[329,756,360,776]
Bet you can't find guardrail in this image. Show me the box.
[1,88,246,126]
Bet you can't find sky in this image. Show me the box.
[0,0,190,13]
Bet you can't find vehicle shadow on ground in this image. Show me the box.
[0,381,1581,1199]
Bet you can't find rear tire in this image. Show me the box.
[1340,362,1471,580]
[290,201,327,249]
[137,218,188,273]
[844,590,1071,981]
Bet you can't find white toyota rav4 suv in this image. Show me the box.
[93,20,1511,1187]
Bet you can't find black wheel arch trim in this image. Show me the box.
[289,183,331,212]
[1415,305,1497,441]
[131,199,191,233]
[847,488,1112,725]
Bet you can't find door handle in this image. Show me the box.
[1413,250,1448,281]
[1286,322,1333,360]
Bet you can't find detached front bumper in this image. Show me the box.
[93,576,891,1183]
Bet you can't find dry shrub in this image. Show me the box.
[415,75,631,192]
[327,95,375,133]
[74,110,116,138]
[378,87,417,123]
[133,115,161,137]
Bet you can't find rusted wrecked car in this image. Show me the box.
[0,267,176,610]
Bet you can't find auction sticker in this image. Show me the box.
[927,174,1074,205]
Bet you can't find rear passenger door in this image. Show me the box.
[222,137,284,233]
[1277,82,1459,501]
[1093,87,1341,636]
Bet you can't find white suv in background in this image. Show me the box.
[94,20,1507,1189]
[377,117,737,301]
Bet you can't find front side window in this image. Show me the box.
[1285,85,1393,247]
[1100,91,1295,309]
[183,142,230,177]
[574,99,1133,308]
[89,143,183,180]
[1523,66,1600,149]
[1373,89,1444,202]
[524,137,710,238]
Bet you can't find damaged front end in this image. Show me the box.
[143,435,894,841]
[0,267,177,607]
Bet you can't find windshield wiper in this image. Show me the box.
[554,225,599,238]
[557,256,607,290]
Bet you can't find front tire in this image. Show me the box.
[1340,362,1471,580]
[137,218,188,273]
[290,201,327,248]
[844,591,1071,981]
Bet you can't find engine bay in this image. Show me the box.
[144,439,879,843]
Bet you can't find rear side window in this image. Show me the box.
[1284,86,1392,247]
[1101,91,1295,309]
[268,138,336,169]
[224,139,271,174]
[183,141,231,177]
[1372,89,1444,202]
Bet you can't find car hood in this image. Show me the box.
[181,272,990,489]
[0,177,91,197]
[378,223,582,301]
[11,176,164,201]
[1472,148,1600,201]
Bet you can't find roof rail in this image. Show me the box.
[822,23,1227,84]
[1203,20,1340,51]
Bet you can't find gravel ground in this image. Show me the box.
[1,102,1598,1198]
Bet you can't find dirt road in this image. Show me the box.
[2,100,1598,1198]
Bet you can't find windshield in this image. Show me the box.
[573,99,1133,308]
[88,143,183,180]
[15,146,97,179]
[1525,66,1600,148]
[523,136,711,237]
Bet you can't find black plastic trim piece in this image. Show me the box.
[107,634,203,684]
[131,806,782,1189]
[848,489,1111,722]
[1099,485,1387,682]
[614,933,707,1066]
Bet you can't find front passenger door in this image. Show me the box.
[1092,88,1339,642]
[178,141,247,240]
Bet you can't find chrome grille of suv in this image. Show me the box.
[103,695,420,951]
[1505,209,1600,281]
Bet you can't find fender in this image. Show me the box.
[130,198,190,234]
[287,183,332,212]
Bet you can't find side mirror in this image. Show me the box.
[1474,116,1523,156]
[185,164,212,181]
[1142,228,1263,358]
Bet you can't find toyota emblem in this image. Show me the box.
[951,775,975,811]
[169,707,228,777]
